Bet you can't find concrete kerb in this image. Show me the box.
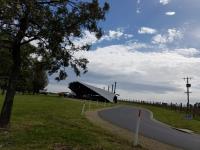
[85,105,182,150]
[173,128,194,134]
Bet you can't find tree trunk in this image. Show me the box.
[0,47,20,128]
[0,7,29,128]
[1,89,5,95]
[1,82,7,95]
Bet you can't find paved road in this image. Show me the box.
[99,106,200,150]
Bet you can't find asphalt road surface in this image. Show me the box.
[99,106,200,150]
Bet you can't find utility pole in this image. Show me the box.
[183,77,192,111]
[111,84,114,93]
[107,85,110,92]
[114,82,117,94]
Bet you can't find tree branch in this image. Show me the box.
[38,0,66,5]
[38,0,78,8]
[21,37,37,45]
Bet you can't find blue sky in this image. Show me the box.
[47,0,200,104]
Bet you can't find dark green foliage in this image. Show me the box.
[0,44,48,94]
[0,0,109,127]
[31,62,48,94]
[16,61,48,94]
[0,0,109,79]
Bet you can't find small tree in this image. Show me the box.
[0,0,109,128]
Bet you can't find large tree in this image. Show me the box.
[0,0,109,128]
[0,42,47,94]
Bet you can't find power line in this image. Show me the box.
[183,77,192,110]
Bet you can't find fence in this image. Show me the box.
[120,99,200,117]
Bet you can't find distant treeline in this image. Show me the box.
[119,99,200,117]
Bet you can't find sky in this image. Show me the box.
[46,0,200,104]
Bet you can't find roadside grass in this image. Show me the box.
[0,94,143,150]
[119,101,200,134]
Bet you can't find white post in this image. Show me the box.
[96,100,98,106]
[81,101,86,115]
[134,109,142,146]
[88,101,91,111]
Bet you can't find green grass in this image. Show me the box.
[0,94,141,150]
[120,101,200,134]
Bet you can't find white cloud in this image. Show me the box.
[152,34,167,44]
[70,29,133,48]
[30,40,40,47]
[30,53,43,61]
[75,44,200,103]
[152,28,183,45]
[160,0,171,5]
[100,29,133,41]
[138,27,157,34]
[127,42,149,49]
[124,33,134,39]
[173,48,200,57]
[23,37,40,47]
[165,11,176,16]
[101,30,124,41]
[168,28,183,42]
[72,30,98,47]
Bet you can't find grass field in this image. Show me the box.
[120,101,200,134]
[2,94,199,150]
[0,95,142,150]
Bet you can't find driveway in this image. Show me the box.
[99,106,200,150]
